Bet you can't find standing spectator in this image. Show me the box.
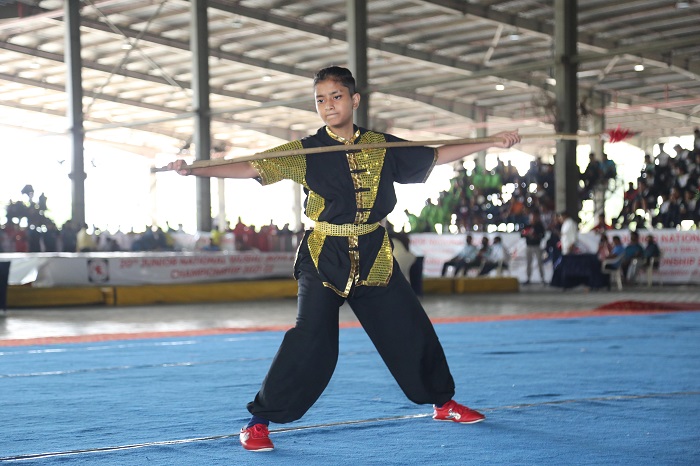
[580,152,600,198]
[42,221,60,252]
[673,144,689,165]
[687,152,699,179]
[27,225,42,252]
[544,221,561,265]
[558,211,579,255]
[11,223,28,252]
[522,211,546,284]
[641,154,655,177]
[600,152,617,183]
[38,192,48,214]
[76,224,95,252]
[655,142,671,170]
[61,220,78,252]
[232,216,252,250]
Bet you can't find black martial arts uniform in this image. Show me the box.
[247,125,456,423]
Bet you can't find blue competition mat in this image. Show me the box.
[1,311,699,465]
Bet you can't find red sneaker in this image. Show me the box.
[239,424,274,451]
[433,400,485,424]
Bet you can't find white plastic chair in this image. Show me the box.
[645,255,662,287]
[495,259,510,277]
[601,258,623,291]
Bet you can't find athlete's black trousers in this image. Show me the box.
[247,253,456,424]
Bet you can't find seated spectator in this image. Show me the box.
[441,234,480,277]
[201,238,221,251]
[617,182,640,226]
[637,178,656,212]
[620,231,645,280]
[681,189,699,223]
[479,236,509,276]
[642,235,661,268]
[597,234,613,262]
[477,236,490,263]
[591,213,612,233]
[666,188,684,228]
[603,235,626,271]
[653,192,671,228]
[235,236,258,252]
[673,164,691,194]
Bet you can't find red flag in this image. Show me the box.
[603,126,636,143]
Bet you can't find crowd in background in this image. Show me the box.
[408,129,700,236]
[0,187,301,254]
[614,141,700,229]
[2,129,699,255]
[405,157,557,235]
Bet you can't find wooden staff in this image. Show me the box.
[150,132,596,173]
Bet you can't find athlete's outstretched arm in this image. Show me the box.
[436,130,520,165]
[166,159,259,179]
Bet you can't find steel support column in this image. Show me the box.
[588,92,606,218]
[191,0,212,232]
[474,107,488,169]
[347,0,368,128]
[64,0,85,226]
[554,0,579,218]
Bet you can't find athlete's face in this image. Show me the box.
[314,79,359,132]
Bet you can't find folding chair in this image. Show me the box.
[601,258,623,291]
[646,255,662,287]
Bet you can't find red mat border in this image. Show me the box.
[2,307,697,347]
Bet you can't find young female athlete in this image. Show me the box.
[167,66,520,452]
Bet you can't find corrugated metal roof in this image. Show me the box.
[0,0,698,159]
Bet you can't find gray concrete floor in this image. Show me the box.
[2,284,700,342]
